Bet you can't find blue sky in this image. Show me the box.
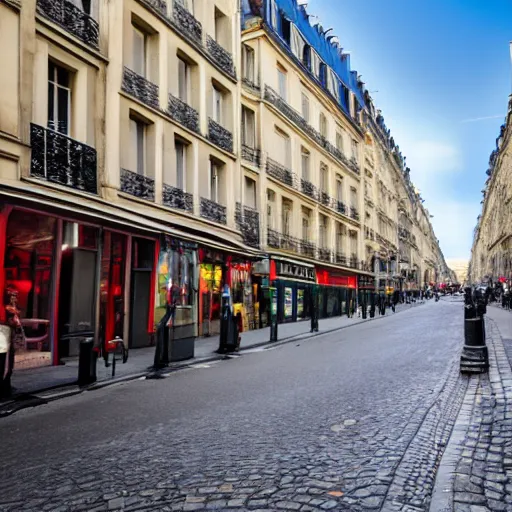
[309,0,512,260]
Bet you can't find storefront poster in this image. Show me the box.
[297,289,304,317]
[284,287,293,318]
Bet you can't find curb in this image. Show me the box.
[0,301,426,417]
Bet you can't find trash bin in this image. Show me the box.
[78,337,96,387]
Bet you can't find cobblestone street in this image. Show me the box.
[1,300,511,512]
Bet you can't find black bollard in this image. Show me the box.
[270,287,278,342]
[78,338,96,386]
[460,287,489,374]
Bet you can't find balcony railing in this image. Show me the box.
[140,0,167,16]
[349,255,359,269]
[318,248,333,263]
[235,203,260,249]
[266,158,295,188]
[319,191,332,208]
[267,229,299,253]
[168,94,200,133]
[171,0,203,45]
[36,0,99,49]
[301,179,318,201]
[267,228,281,249]
[349,157,360,174]
[242,77,261,95]
[241,144,261,166]
[350,207,360,221]
[208,119,233,153]
[200,197,227,225]
[206,35,235,78]
[30,124,97,194]
[163,184,193,213]
[335,252,347,266]
[299,239,317,259]
[120,168,155,201]
[264,85,358,175]
[335,201,347,216]
[122,67,160,109]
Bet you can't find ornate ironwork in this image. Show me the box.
[318,248,333,263]
[120,168,155,201]
[241,144,261,166]
[301,179,318,200]
[266,158,295,188]
[336,252,347,266]
[163,184,193,212]
[140,0,167,16]
[281,234,299,253]
[200,197,227,225]
[299,240,317,259]
[36,0,99,49]
[30,123,97,194]
[242,78,261,95]
[319,191,332,208]
[349,156,360,174]
[350,207,360,221]
[172,0,203,46]
[206,35,235,78]
[335,201,347,216]
[267,228,281,249]
[349,255,359,269]
[168,94,200,133]
[208,119,233,153]
[235,203,260,248]
[122,67,160,109]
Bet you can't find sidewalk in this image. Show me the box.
[8,301,422,401]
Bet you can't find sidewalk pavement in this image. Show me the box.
[8,301,423,403]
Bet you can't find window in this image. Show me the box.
[282,200,292,235]
[130,118,146,175]
[245,177,257,209]
[336,175,343,202]
[336,224,346,253]
[267,189,275,229]
[320,164,328,193]
[280,13,291,45]
[319,113,328,138]
[303,44,311,69]
[242,44,255,83]
[214,7,229,48]
[302,216,310,241]
[213,85,223,124]
[178,57,189,103]
[350,232,358,256]
[175,139,186,191]
[277,64,287,100]
[302,93,310,122]
[301,148,310,180]
[319,215,328,248]
[132,24,147,77]
[351,139,358,160]
[48,61,71,135]
[210,161,219,203]
[350,187,358,208]
[242,106,256,147]
[275,127,290,167]
[319,62,327,87]
[291,24,305,60]
[336,130,344,152]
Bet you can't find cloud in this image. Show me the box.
[460,115,503,123]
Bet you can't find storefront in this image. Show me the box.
[0,202,158,393]
[156,236,197,344]
[357,274,375,309]
[316,267,358,318]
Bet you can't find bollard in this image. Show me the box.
[460,287,489,374]
[310,286,319,333]
[78,338,96,387]
[269,287,278,342]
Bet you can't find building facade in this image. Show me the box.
[469,97,512,285]
[1,0,450,392]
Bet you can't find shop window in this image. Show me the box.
[4,210,56,369]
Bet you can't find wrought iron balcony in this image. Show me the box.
[208,119,233,153]
[163,184,193,213]
[122,67,160,109]
[235,203,260,249]
[200,197,227,225]
[298,239,316,259]
[281,234,300,253]
[318,248,333,263]
[241,144,261,166]
[267,228,281,249]
[349,255,359,269]
[319,191,333,208]
[120,168,155,201]
[301,179,318,201]
[336,252,347,266]
[30,124,97,194]
[140,0,167,16]
[206,35,236,78]
[242,78,261,95]
[349,156,360,174]
[350,207,360,221]
[266,158,295,188]
[168,94,200,133]
[36,0,99,49]
[323,139,350,167]
[335,201,347,216]
[171,0,203,45]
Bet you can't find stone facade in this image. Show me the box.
[469,97,512,284]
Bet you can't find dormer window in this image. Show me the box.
[280,13,291,45]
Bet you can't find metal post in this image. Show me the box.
[310,285,319,333]
[269,286,278,342]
